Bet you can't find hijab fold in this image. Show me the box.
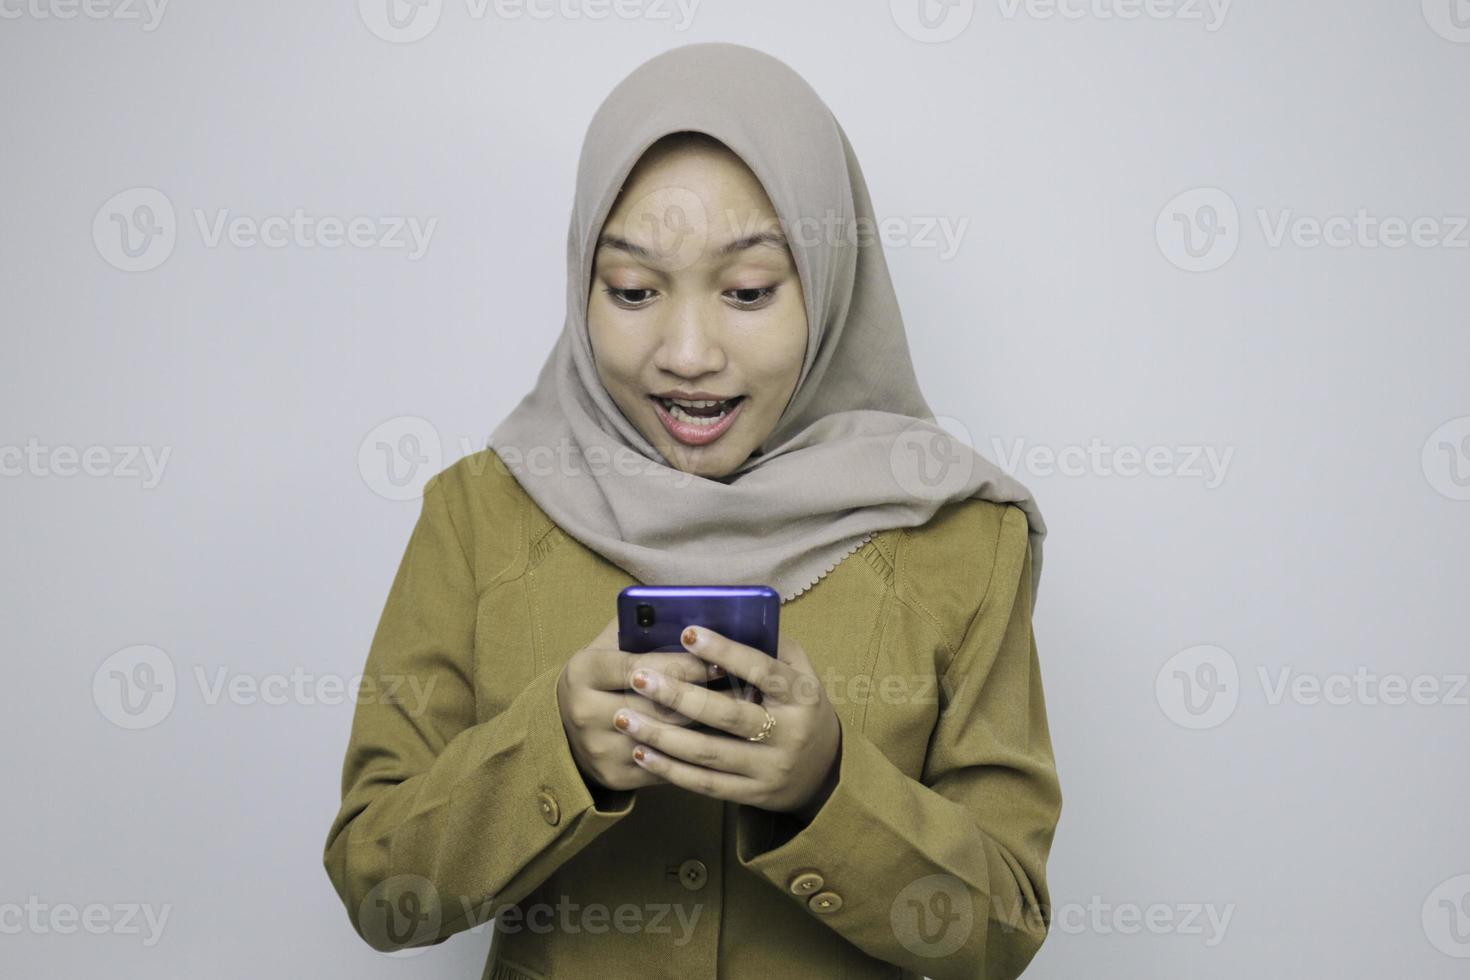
[488,42,1047,609]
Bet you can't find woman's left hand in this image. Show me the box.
[614,624,841,822]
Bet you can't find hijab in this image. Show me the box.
[486,42,1047,610]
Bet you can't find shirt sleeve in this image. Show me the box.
[733,503,1062,980]
[322,469,639,952]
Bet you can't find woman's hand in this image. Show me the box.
[616,624,842,822]
[557,615,717,793]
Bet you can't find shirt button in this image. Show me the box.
[537,789,561,826]
[808,890,843,914]
[788,870,825,896]
[678,858,708,891]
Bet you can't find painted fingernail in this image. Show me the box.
[681,626,699,649]
[614,710,638,733]
[632,745,648,763]
[632,670,649,690]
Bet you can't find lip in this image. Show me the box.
[652,389,740,401]
[649,395,745,447]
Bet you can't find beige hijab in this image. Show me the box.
[487,42,1047,609]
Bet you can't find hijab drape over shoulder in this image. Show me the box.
[487,42,1047,608]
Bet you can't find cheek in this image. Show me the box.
[587,312,647,383]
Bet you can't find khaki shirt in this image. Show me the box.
[323,449,1062,979]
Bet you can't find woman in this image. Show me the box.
[324,42,1061,980]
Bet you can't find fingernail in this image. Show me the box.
[681,626,700,649]
[633,745,648,763]
[614,710,638,733]
[632,670,656,691]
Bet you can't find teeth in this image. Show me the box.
[660,398,736,426]
[668,402,728,426]
[671,398,723,409]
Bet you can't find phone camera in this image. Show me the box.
[635,603,656,628]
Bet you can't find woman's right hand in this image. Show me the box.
[557,614,716,792]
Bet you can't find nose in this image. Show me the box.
[651,298,726,379]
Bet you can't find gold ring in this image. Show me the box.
[746,706,775,743]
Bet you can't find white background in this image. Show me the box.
[3,1,1468,977]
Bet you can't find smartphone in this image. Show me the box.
[617,585,780,701]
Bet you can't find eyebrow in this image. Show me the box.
[596,230,789,262]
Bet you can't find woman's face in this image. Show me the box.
[587,135,808,480]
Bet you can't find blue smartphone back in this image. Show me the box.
[617,585,780,693]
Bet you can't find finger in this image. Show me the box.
[613,707,761,777]
[680,625,797,705]
[583,648,716,693]
[592,688,694,728]
[630,742,761,803]
[630,664,763,736]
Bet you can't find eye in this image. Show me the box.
[725,285,779,309]
[604,286,658,308]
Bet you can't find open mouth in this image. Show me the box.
[648,395,747,446]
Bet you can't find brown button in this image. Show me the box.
[537,789,561,826]
[678,858,708,891]
[808,890,843,914]
[788,870,825,896]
